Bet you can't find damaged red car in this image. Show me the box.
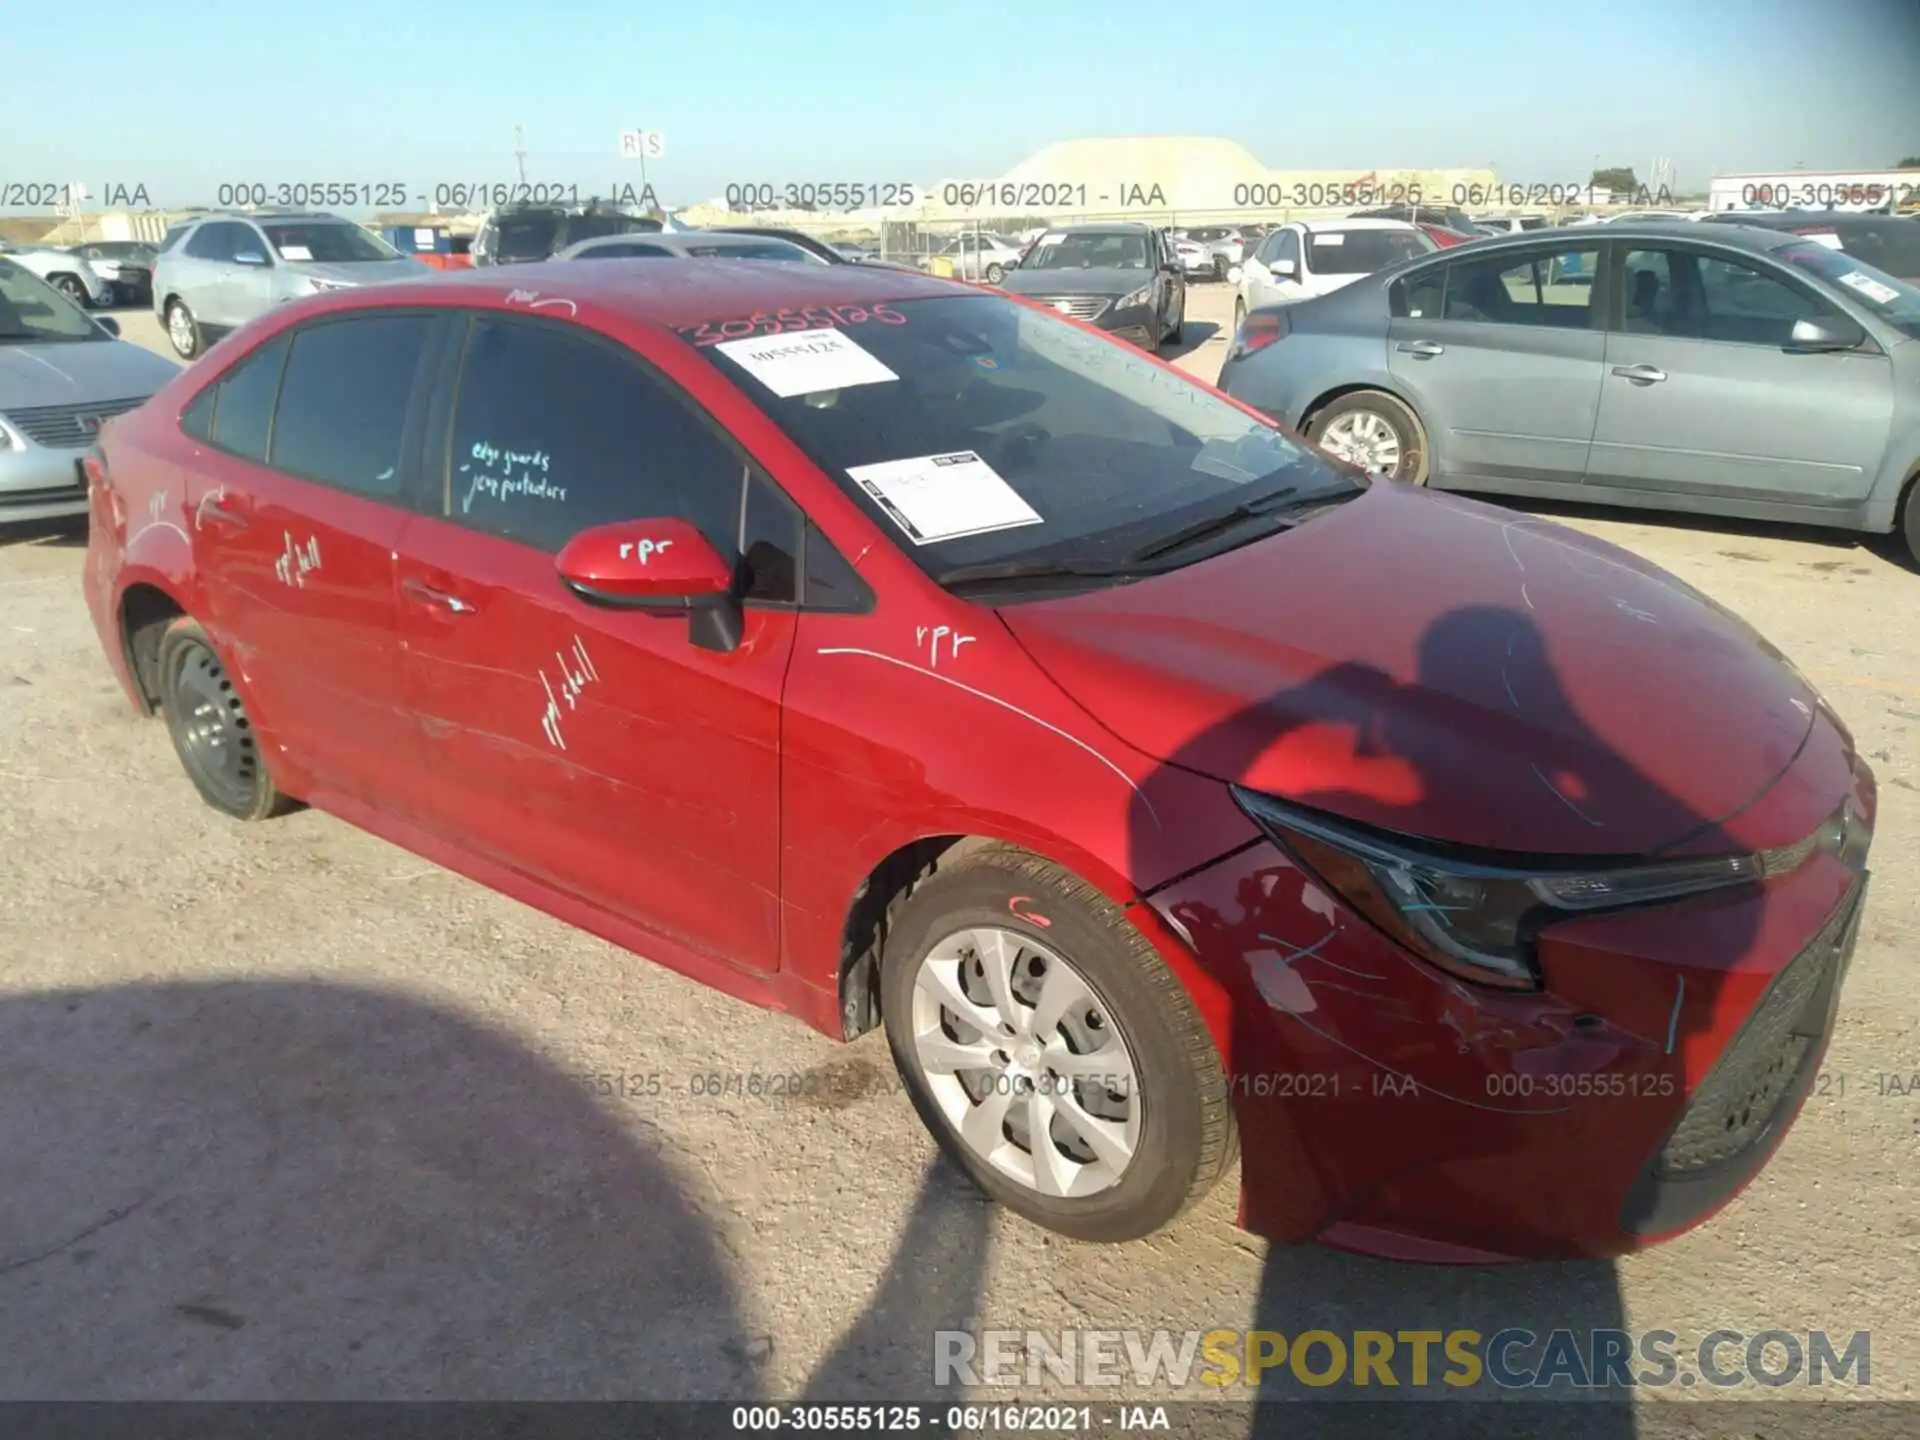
[83,261,1874,1261]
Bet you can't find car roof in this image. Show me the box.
[1294,218,1419,234]
[187,211,344,224]
[1048,223,1152,236]
[1700,210,1902,230]
[334,256,969,328]
[559,232,813,257]
[1430,220,1801,256]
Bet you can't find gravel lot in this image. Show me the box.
[1,286,1915,1423]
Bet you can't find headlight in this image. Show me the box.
[1115,284,1152,309]
[1231,786,1862,991]
[306,277,354,293]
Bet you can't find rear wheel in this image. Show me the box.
[1306,389,1429,484]
[880,845,1233,1242]
[984,262,1005,284]
[156,619,290,821]
[1901,475,1920,568]
[165,299,201,359]
[52,274,90,307]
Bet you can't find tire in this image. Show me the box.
[984,263,1005,284]
[1901,474,1920,568]
[1158,294,1185,351]
[156,619,290,821]
[52,274,90,307]
[165,298,202,359]
[880,844,1233,1243]
[1232,298,1246,334]
[1305,389,1430,484]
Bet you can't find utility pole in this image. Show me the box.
[514,126,529,185]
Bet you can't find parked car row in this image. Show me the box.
[1219,219,1920,561]
[73,252,1879,1264]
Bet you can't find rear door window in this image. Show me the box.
[1439,246,1601,329]
[268,315,432,498]
[208,334,290,461]
[184,223,239,262]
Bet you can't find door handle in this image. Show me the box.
[194,492,249,530]
[401,577,478,615]
[1611,363,1667,384]
[1397,340,1445,358]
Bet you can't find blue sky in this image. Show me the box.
[2,0,1915,210]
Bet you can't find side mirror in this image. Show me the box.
[234,250,270,267]
[1786,314,1865,353]
[1227,264,1244,285]
[1272,259,1297,279]
[555,518,743,653]
[94,315,121,337]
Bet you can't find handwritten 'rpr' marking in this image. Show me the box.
[620,538,674,564]
[914,625,976,669]
[539,636,600,750]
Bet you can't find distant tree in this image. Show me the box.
[1899,156,1920,169]
[1590,166,1640,194]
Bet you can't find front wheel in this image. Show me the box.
[1900,475,1920,568]
[165,299,201,359]
[52,275,90,307]
[1232,298,1247,333]
[881,845,1234,1243]
[1306,389,1429,484]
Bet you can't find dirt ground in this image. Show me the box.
[1,286,1914,1420]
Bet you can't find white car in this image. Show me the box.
[1171,234,1213,278]
[931,231,1024,282]
[1228,218,1436,327]
[0,244,113,308]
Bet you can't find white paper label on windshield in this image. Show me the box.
[847,451,1042,546]
[1801,231,1844,249]
[278,244,312,261]
[714,327,897,398]
[1313,231,1347,244]
[1837,271,1900,304]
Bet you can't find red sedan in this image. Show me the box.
[82,261,1874,1261]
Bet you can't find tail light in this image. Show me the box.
[1228,308,1290,361]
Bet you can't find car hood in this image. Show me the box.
[294,258,433,286]
[998,485,1822,857]
[1002,267,1153,298]
[0,339,180,407]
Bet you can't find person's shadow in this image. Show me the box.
[0,979,758,1400]
[1129,567,1785,1435]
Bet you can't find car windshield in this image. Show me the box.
[1308,229,1433,274]
[569,213,659,243]
[0,258,107,343]
[264,223,400,263]
[1788,222,1920,281]
[1776,242,1920,338]
[1022,233,1150,270]
[676,293,1358,584]
[493,213,561,260]
[684,240,824,263]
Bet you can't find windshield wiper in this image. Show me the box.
[935,555,1153,592]
[1121,483,1313,564]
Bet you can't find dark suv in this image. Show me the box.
[1696,211,1920,280]
[471,201,664,266]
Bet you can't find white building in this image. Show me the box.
[1708,168,1920,213]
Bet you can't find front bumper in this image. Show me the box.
[0,442,89,523]
[1150,763,1874,1262]
[1101,302,1157,346]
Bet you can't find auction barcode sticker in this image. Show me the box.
[714,327,898,398]
[847,451,1042,545]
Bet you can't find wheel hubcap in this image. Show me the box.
[910,926,1141,1199]
[169,306,192,350]
[170,643,257,809]
[1319,410,1404,476]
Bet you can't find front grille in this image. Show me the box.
[1,480,86,508]
[1655,885,1862,1174]
[1032,295,1109,322]
[2,395,145,449]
